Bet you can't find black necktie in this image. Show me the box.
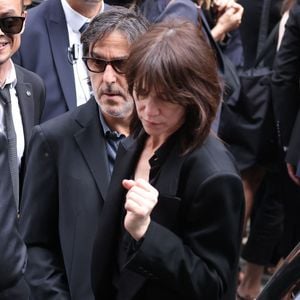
[0,86,19,209]
[79,22,89,34]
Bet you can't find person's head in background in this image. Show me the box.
[81,7,149,132]
[0,0,26,79]
[126,20,222,153]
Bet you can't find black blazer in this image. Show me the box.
[0,64,44,299]
[15,64,45,187]
[272,1,300,165]
[91,132,245,300]
[13,0,110,122]
[20,99,110,300]
[0,134,28,300]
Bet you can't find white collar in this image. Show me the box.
[1,60,17,89]
[60,0,104,33]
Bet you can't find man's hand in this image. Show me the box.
[122,179,158,241]
[287,163,300,186]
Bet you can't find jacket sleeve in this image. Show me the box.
[19,126,70,300]
[125,172,244,300]
[272,4,300,154]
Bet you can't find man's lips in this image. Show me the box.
[103,92,121,97]
[0,41,9,47]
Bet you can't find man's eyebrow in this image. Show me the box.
[90,53,128,60]
[0,10,19,17]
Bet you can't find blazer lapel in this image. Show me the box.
[74,100,110,199]
[15,66,34,148]
[150,142,185,231]
[47,0,76,110]
[92,133,145,299]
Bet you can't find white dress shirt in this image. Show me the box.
[61,0,104,106]
[0,60,25,167]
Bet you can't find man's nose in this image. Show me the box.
[102,64,117,84]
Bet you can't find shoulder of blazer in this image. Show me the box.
[39,99,100,135]
[182,135,240,179]
[15,63,45,124]
[14,64,44,88]
[27,0,62,18]
[24,0,66,30]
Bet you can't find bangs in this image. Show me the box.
[127,39,192,106]
[133,70,183,104]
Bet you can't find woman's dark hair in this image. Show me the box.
[126,20,222,154]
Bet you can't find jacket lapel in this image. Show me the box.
[150,141,185,232]
[74,99,110,199]
[92,133,144,299]
[47,0,76,110]
[15,66,34,148]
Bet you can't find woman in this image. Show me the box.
[91,20,245,300]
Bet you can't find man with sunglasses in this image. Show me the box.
[13,0,110,123]
[0,0,45,298]
[19,7,148,300]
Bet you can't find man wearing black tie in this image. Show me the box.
[0,0,44,298]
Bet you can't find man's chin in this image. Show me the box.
[101,108,125,119]
[101,106,133,119]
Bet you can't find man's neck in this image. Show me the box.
[105,115,131,137]
[65,0,103,19]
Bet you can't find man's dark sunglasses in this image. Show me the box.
[82,57,127,74]
[0,16,25,35]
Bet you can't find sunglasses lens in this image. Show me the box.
[86,58,107,73]
[112,60,127,74]
[83,57,128,74]
[0,17,24,34]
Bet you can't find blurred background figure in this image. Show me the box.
[272,0,300,275]
[236,1,300,300]
[13,0,109,122]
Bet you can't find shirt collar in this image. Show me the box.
[61,0,104,33]
[1,60,17,89]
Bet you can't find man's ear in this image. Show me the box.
[20,11,27,34]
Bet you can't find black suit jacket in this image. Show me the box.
[0,133,28,300]
[0,64,44,299]
[272,2,300,165]
[13,0,110,122]
[20,99,110,300]
[91,132,245,300]
[15,64,45,186]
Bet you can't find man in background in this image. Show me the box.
[13,0,109,122]
[0,0,44,298]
